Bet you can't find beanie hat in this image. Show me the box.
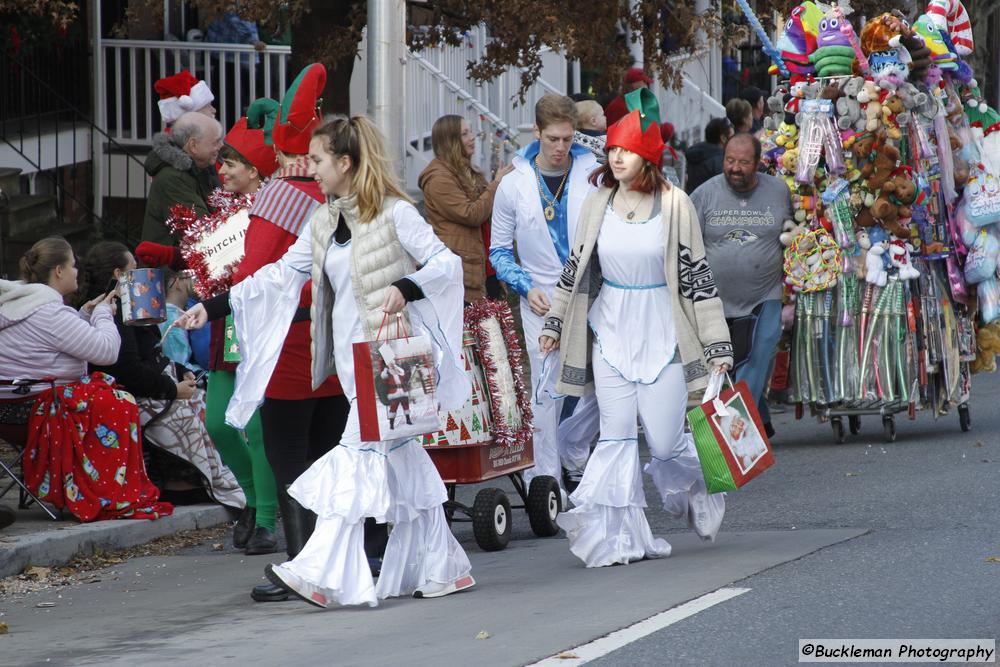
[224,114,279,178]
[155,70,215,124]
[605,87,665,167]
[624,67,653,86]
[271,63,327,155]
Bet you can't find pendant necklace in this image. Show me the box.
[616,188,642,221]
[535,157,570,221]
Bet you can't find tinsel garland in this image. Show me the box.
[464,298,533,450]
[166,186,261,299]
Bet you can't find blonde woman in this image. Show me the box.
[539,90,733,567]
[418,115,512,303]
[177,116,473,607]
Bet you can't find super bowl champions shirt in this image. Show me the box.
[690,172,792,318]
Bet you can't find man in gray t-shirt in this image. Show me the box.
[690,133,791,437]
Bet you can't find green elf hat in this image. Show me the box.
[247,98,280,145]
[605,87,665,166]
[271,63,327,155]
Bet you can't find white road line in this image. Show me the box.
[525,587,752,666]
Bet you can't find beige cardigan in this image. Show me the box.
[541,185,733,396]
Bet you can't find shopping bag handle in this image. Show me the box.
[376,312,408,341]
[702,369,733,416]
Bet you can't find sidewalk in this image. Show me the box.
[0,499,233,579]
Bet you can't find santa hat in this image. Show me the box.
[271,63,327,155]
[155,70,215,124]
[605,87,665,167]
[224,104,279,178]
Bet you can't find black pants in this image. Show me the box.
[259,395,389,558]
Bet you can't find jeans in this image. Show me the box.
[734,299,782,424]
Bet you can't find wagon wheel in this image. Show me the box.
[958,404,972,432]
[882,415,896,443]
[472,488,511,551]
[831,417,846,445]
[848,415,861,435]
[526,476,561,537]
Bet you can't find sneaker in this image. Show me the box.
[265,564,328,609]
[413,574,475,599]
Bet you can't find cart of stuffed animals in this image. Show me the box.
[420,299,561,551]
[738,0,997,443]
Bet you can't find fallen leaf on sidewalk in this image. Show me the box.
[0,622,8,634]
[23,566,51,580]
[556,652,579,659]
[211,543,224,551]
[475,631,491,640]
[985,556,1000,563]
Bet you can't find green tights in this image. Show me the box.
[204,370,277,530]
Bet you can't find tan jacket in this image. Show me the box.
[541,185,734,397]
[418,159,498,302]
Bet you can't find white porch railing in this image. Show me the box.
[97,39,291,145]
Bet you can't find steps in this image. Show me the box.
[0,168,89,279]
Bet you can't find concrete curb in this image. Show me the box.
[0,504,233,579]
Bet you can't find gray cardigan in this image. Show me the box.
[541,184,733,396]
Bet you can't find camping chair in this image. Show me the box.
[0,378,60,520]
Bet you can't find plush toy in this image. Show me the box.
[864,237,889,286]
[836,76,866,131]
[780,219,808,246]
[879,12,933,80]
[971,321,1000,374]
[860,141,900,192]
[810,9,858,77]
[880,94,906,140]
[926,0,974,57]
[888,240,921,280]
[773,2,824,77]
[853,227,872,275]
[764,86,789,131]
[776,121,799,148]
[857,80,882,132]
[869,167,920,238]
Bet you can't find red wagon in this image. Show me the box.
[422,301,562,551]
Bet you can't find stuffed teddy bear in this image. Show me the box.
[857,80,882,132]
[865,239,889,286]
[971,321,1000,374]
[836,76,866,132]
[861,141,900,192]
[780,219,808,246]
[869,168,919,238]
[880,94,906,140]
[888,240,921,280]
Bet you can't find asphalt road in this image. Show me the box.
[2,372,999,666]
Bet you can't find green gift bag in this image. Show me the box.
[223,314,242,363]
[687,373,774,493]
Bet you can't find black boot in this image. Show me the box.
[233,506,255,549]
[251,487,317,602]
[405,414,412,425]
[389,416,395,430]
[244,526,278,555]
[364,518,389,578]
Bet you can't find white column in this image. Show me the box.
[367,0,407,177]
[91,0,106,220]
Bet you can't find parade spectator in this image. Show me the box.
[605,67,653,127]
[490,93,601,497]
[726,98,753,134]
[417,114,513,303]
[0,238,172,522]
[158,268,203,372]
[685,117,732,194]
[659,121,685,188]
[154,70,216,126]
[176,115,475,607]
[539,88,732,566]
[79,242,245,511]
[142,112,223,245]
[572,99,607,160]
[205,11,266,69]
[741,86,766,133]
[690,133,791,438]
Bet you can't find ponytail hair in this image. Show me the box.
[311,115,412,223]
[77,241,131,304]
[19,237,73,285]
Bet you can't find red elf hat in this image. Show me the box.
[271,63,327,155]
[605,87,665,166]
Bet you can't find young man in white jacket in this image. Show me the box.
[490,93,600,500]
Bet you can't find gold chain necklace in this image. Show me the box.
[535,157,570,221]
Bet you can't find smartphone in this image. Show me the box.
[104,277,120,295]
[193,370,208,385]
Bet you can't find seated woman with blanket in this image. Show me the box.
[78,241,245,512]
[0,237,172,521]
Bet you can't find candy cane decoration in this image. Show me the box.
[735,0,790,79]
[926,0,974,56]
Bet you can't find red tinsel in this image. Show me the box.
[166,186,260,299]
[464,298,533,450]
